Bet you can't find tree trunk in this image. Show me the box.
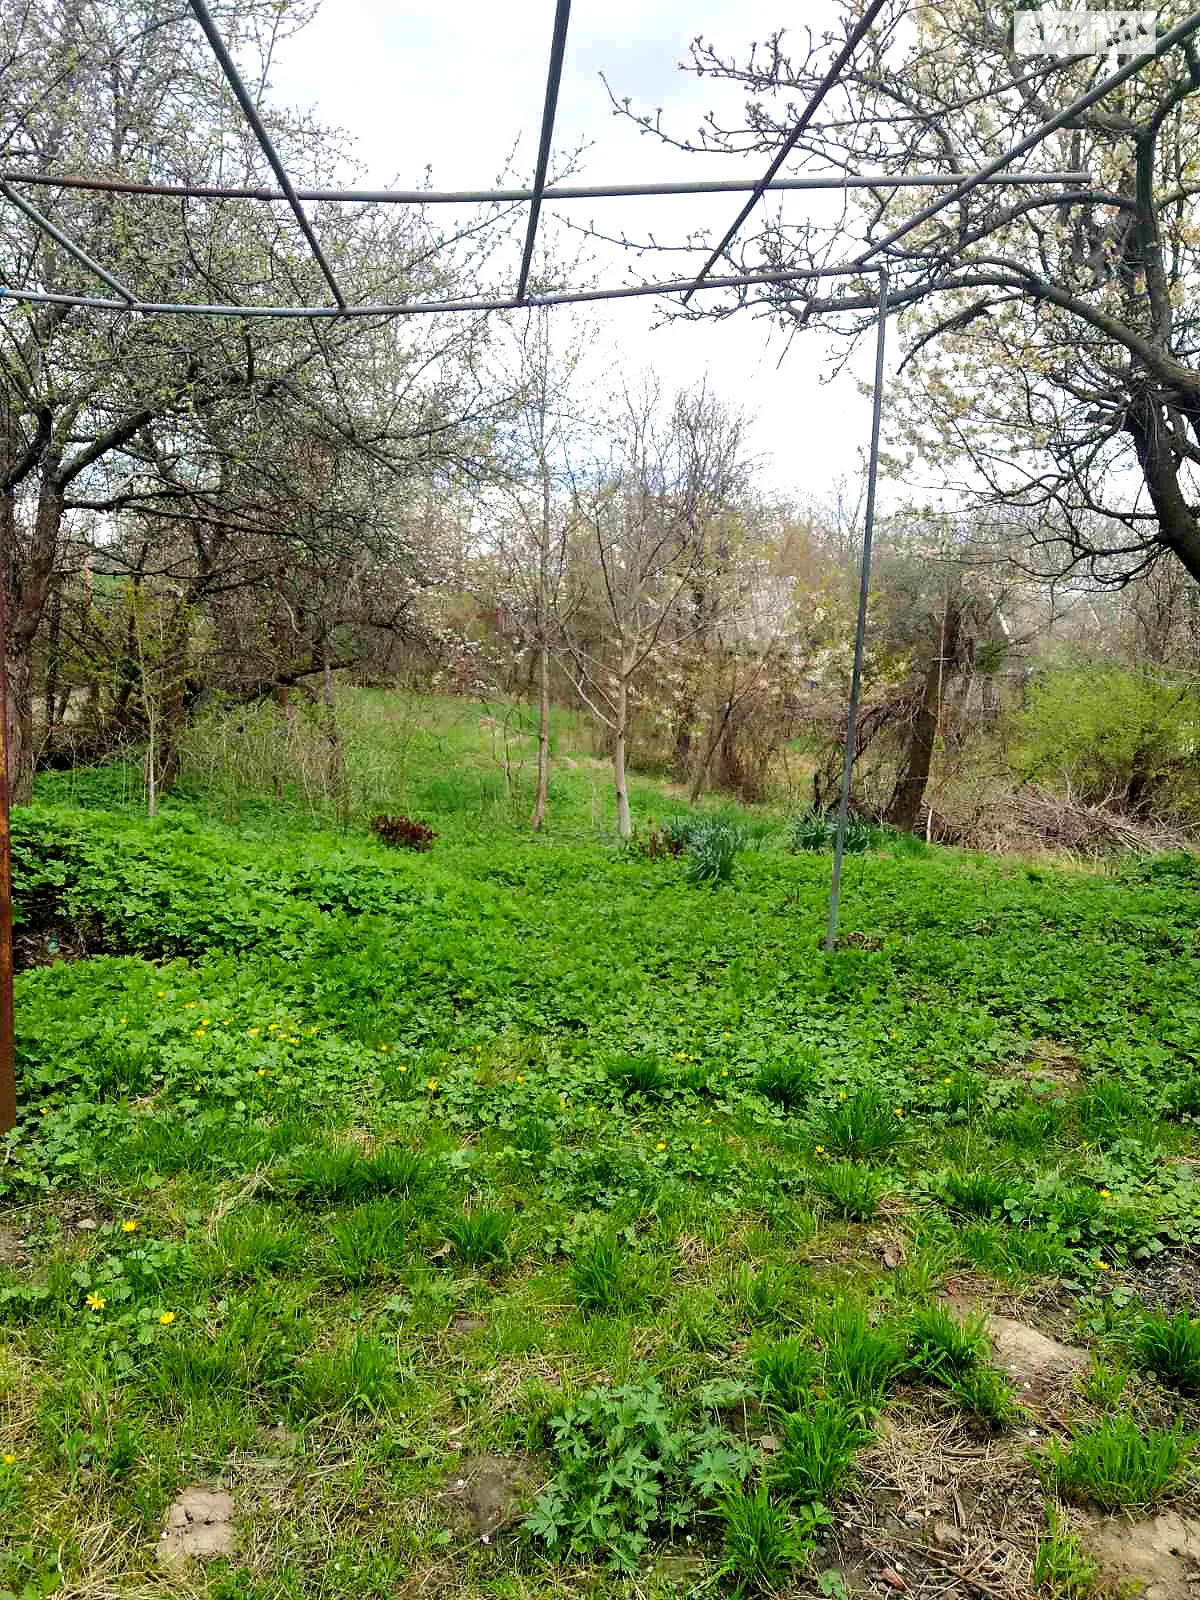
[321,643,349,823]
[532,638,550,832]
[614,654,632,840]
[885,599,963,834]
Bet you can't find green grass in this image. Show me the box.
[5,689,1200,1597]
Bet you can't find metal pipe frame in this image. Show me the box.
[0,168,1094,205]
[516,0,572,302]
[825,267,889,952]
[0,182,136,303]
[856,8,1200,268]
[682,0,888,304]
[187,0,346,309]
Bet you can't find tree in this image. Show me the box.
[1,0,507,800]
[613,2,1200,591]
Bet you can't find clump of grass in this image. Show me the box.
[147,1295,306,1409]
[445,1208,512,1264]
[568,1232,652,1314]
[756,1055,817,1111]
[814,1089,906,1160]
[1136,1308,1200,1395]
[753,1337,819,1413]
[292,1335,402,1419]
[729,1262,798,1326]
[948,1365,1019,1431]
[773,1396,873,1502]
[1041,1415,1195,1509]
[210,1210,307,1282]
[605,1052,664,1100]
[1078,1354,1129,1408]
[812,1159,887,1220]
[684,821,743,886]
[326,1199,414,1284]
[1033,1510,1100,1600]
[717,1482,812,1595]
[937,1169,1010,1221]
[822,1301,906,1413]
[906,1303,988,1384]
[278,1140,440,1210]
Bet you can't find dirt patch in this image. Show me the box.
[0,1228,25,1266]
[1125,1251,1200,1316]
[14,925,85,972]
[1083,1510,1200,1600]
[156,1485,236,1565]
[447,1313,486,1336]
[1016,1039,1081,1092]
[988,1316,1088,1404]
[439,1454,535,1540]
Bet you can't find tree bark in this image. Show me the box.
[531,444,552,833]
[614,649,633,839]
[885,599,963,834]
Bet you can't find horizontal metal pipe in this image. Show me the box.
[0,167,1095,206]
[684,0,888,303]
[856,8,1200,267]
[187,0,345,309]
[0,182,135,302]
[0,260,877,318]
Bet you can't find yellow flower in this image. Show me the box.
[257,1069,266,1078]
[704,1118,713,1125]
[85,1293,106,1311]
[122,1219,140,1234]
[40,1107,48,1116]
[184,1002,197,1010]
[943,1077,952,1085]
[815,1144,826,1155]
[1,1453,14,1466]
[1097,1260,1111,1272]
[120,1016,128,1026]
[893,1108,905,1118]
[426,1078,438,1091]
[158,1311,176,1326]
[247,1028,260,1037]
[157,990,166,998]
[838,1091,847,1101]
[378,1043,390,1052]
[515,1075,525,1084]
[192,1028,205,1038]
[1099,1189,1112,1199]
[655,1141,667,1151]
[473,1044,482,1053]
[201,1018,210,1026]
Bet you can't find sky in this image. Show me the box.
[268,0,885,510]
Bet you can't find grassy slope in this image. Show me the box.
[2,693,1200,1598]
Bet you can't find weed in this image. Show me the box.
[812,1159,887,1220]
[1136,1308,1200,1394]
[756,1055,817,1111]
[773,1397,872,1502]
[606,1052,665,1100]
[948,1365,1019,1430]
[814,1089,907,1160]
[730,1262,798,1326]
[569,1233,652,1314]
[937,1169,1010,1221]
[753,1337,819,1413]
[1077,1354,1129,1409]
[1033,1510,1100,1600]
[717,1481,813,1595]
[906,1304,988,1384]
[326,1199,415,1284]
[684,821,743,886]
[445,1208,512,1264]
[822,1302,906,1414]
[1041,1414,1195,1509]
[292,1336,402,1419]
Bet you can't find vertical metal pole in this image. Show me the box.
[825,267,889,953]
[0,567,14,1132]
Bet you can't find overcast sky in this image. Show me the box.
[269,0,885,509]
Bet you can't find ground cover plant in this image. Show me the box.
[3,693,1200,1598]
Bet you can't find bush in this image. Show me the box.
[369,813,436,850]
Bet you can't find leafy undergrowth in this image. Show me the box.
[3,739,1200,1598]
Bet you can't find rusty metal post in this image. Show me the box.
[0,566,13,1131]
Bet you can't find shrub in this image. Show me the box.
[1041,1415,1195,1509]
[368,813,436,851]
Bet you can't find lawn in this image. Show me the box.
[2,693,1200,1600]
